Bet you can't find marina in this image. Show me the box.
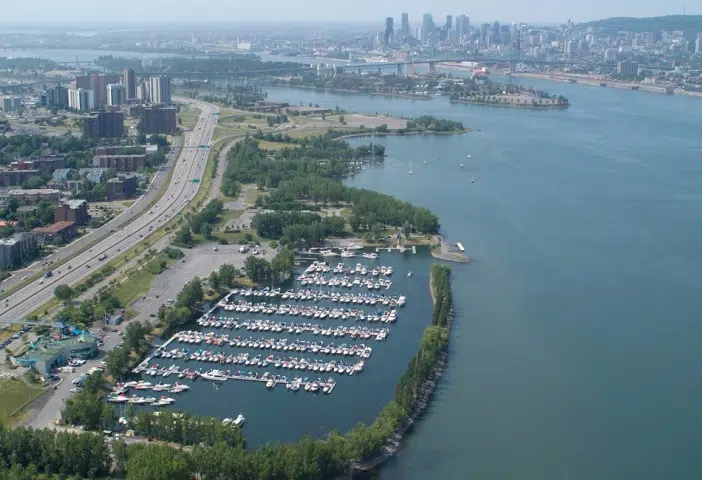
[127,249,435,447]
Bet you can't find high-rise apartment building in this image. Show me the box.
[140,106,177,134]
[68,88,95,111]
[617,61,639,77]
[148,76,171,104]
[696,37,702,55]
[107,84,126,106]
[75,74,119,106]
[123,68,136,100]
[384,17,394,45]
[46,85,69,109]
[445,15,452,30]
[83,111,124,139]
[401,13,410,40]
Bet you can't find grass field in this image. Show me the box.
[112,255,176,307]
[0,378,43,426]
[213,126,250,141]
[257,140,291,151]
[179,105,201,130]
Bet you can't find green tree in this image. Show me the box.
[208,270,220,291]
[54,284,75,302]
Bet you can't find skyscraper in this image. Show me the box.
[67,88,94,111]
[123,68,136,100]
[455,15,470,36]
[696,37,702,55]
[148,76,171,104]
[445,15,453,30]
[384,17,394,46]
[421,14,434,42]
[401,13,410,40]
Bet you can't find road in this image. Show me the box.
[0,97,219,324]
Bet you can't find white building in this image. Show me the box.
[148,76,171,104]
[107,84,126,106]
[67,88,95,111]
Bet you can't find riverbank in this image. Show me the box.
[510,72,702,98]
[271,82,433,100]
[451,96,569,109]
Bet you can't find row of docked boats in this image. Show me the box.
[167,337,374,357]
[223,289,407,307]
[319,250,379,261]
[305,261,392,275]
[298,274,392,290]
[193,319,390,340]
[106,394,176,406]
[149,352,366,373]
[217,303,398,322]
[111,381,190,394]
[201,369,337,394]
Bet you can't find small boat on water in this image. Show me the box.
[460,164,464,168]
[471,176,475,183]
[407,271,412,277]
[266,379,275,388]
[234,414,246,426]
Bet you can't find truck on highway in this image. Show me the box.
[44,271,53,278]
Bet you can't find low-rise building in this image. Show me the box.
[0,232,38,269]
[0,169,40,187]
[11,334,98,376]
[79,167,108,183]
[11,155,67,172]
[106,174,137,200]
[32,221,77,244]
[7,188,64,203]
[92,154,146,171]
[54,199,89,225]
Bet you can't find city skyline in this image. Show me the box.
[0,0,696,25]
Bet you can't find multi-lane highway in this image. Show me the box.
[0,98,219,323]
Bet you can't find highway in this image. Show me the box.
[0,98,219,323]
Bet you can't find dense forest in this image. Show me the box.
[223,136,438,247]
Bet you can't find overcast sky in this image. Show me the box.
[0,0,693,25]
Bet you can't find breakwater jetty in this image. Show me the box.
[431,236,470,263]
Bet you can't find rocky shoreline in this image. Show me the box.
[349,267,455,477]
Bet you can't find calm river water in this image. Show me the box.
[266,83,702,479]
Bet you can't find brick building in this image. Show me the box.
[83,111,124,139]
[140,106,177,134]
[54,199,89,225]
[106,174,137,200]
[0,170,40,187]
[92,154,146,171]
[32,221,77,244]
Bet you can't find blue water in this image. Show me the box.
[267,84,702,479]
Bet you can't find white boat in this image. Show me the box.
[201,370,227,382]
[346,243,364,250]
[362,252,378,260]
[471,176,475,183]
[460,164,464,168]
[466,154,472,158]
[340,251,355,258]
[408,159,414,175]
[107,395,129,403]
[234,414,246,426]
[407,271,412,277]
[266,379,275,388]
[222,418,233,426]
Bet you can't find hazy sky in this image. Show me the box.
[0,0,694,25]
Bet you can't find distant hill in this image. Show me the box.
[579,15,702,33]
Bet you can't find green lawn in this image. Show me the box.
[179,105,202,130]
[213,229,262,245]
[112,255,176,307]
[213,209,245,229]
[0,378,43,426]
[213,126,249,141]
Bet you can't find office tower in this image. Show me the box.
[696,37,702,55]
[68,88,95,111]
[123,68,136,100]
[384,17,394,45]
[491,21,501,43]
[421,13,433,42]
[401,13,409,40]
[447,28,458,45]
[148,75,171,104]
[480,23,490,45]
[455,15,470,36]
[107,84,126,106]
[445,15,452,30]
